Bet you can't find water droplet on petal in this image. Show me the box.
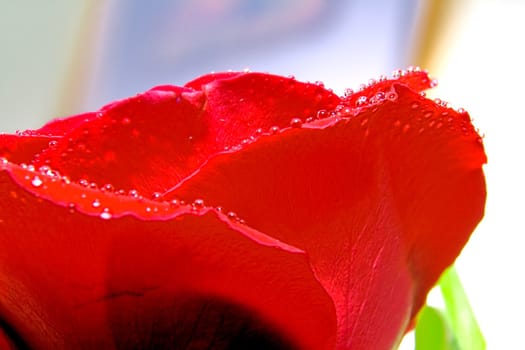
[152,192,162,200]
[317,110,328,119]
[48,140,58,147]
[192,198,205,210]
[101,184,115,193]
[386,92,398,101]
[128,189,140,198]
[227,211,237,220]
[92,199,101,208]
[290,118,302,128]
[343,88,354,97]
[270,126,280,134]
[121,117,131,125]
[31,176,43,187]
[356,96,367,107]
[411,103,419,110]
[99,209,112,220]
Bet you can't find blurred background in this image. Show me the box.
[1,0,524,348]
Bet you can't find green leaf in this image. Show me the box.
[415,306,459,350]
[439,266,485,350]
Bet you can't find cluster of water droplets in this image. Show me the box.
[13,159,249,223]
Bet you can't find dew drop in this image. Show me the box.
[423,112,433,119]
[355,96,367,107]
[290,118,302,128]
[31,176,43,187]
[374,91,385,102]
[92,199,101,208]
[128,189,140,198]
[99,209,112,220]
[121,117,131,125]
[343,88,354,97]
[269,126,280,134]
[152,192,162,200]
[436,122,443,129]
[192,198,205,209]
[101,184,115,193]
[317,110,328,119]
[48,140,58,147]
[386,92,397,101]
[392,69,405,78]
[457,108,466,114]
[227,211,237,220]
[430,79,438,87]
[411,103,419,110]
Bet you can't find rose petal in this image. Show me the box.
[165,83,487,349]
[30,73,340,197]
[0,135,58,165]
[0,162,336,349]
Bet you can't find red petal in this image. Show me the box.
[0,162,336,349]
[30,73,340,197]
[165,83,487,349]
[36,112,99,136]
[0,135,57,165]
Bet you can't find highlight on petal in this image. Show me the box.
[0,161,336,349]
[165,77,486,349]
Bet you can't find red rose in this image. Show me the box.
[0,69,486,349]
